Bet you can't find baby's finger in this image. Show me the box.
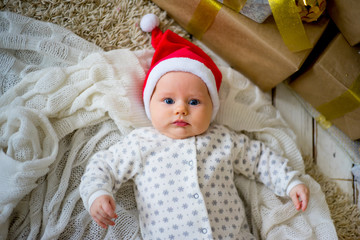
[98,209,116,226]
[103,198,117,219]
[290,194,301,210]
[93,216,108,229]
[97,211,116,227]
[299,192,309,211]
[102,217,116,226]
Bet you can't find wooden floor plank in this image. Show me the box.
[316,125,354,196]
[274,83,314,159]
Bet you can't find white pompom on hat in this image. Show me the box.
[140,13,160,32]
[140,13,222,121]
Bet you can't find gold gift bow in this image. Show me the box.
[316,75,360,122]
[187,0,312,52]
[298,0,326,23]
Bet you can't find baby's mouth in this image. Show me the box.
[173,120,189,127]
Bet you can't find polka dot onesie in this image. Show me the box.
[80,124,303,239]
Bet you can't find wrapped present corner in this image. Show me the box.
[327,0,360,46]
[290,33,360,140]
[151,0,329,91]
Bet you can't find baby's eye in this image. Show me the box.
[164,98,174,104]
[189,99,200,105]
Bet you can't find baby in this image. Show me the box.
[80,14,309,239]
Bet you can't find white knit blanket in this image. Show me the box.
[0,11,337,239]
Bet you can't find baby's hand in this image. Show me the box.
[289,184,309,211]
[90,195,117,228]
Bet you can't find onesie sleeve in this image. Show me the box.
[231,132,303,197]
[79,133,142,212]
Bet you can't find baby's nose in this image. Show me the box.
[175,103,188,116]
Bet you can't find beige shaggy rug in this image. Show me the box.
[1,0,359,239]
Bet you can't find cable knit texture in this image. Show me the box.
[0,11,337,239]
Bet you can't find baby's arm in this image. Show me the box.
[80,133,142,227]
[289,184,310,211]
[231,130,310,208]
[90,195,118,229]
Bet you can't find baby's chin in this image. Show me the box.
[161,131,194,140]
[157,127,208,140]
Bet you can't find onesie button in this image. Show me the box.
[189,160,193,166]
[193,193,199,199]
[201,228,207,234]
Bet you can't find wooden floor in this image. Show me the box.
[274,82,359,206]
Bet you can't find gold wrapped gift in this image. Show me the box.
[290,34,360,140]
[327,0,360,46]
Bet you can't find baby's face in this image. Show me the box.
[149,71,213,139]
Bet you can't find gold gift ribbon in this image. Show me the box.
[187,0,222,39]
[188,0,312,51]
[316,75,360,121]
[223,0,247,12]
[268,0,312,52]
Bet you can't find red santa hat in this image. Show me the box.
[140,13,222,121]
